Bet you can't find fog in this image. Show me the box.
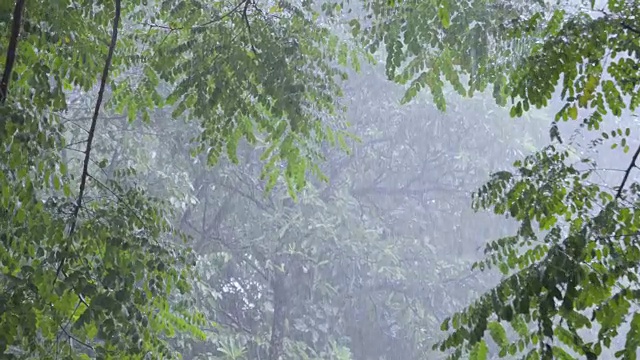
[3,0,640,358]
[58,50,640,360]
[57,56,550,358]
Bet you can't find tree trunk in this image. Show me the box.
[268,270,286,360]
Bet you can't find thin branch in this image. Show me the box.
[206,193,234,236]
[217,307,253,334]
[218,180,271,211]
[0,0,25,104]
[143,22,173,31]
[60,114,127,123]
[591,167,627,173]
[195,0,247,28]
[214,235,270,280]
[352,185,467,198]
[202,192,208,238]
[179,176,209,235]
[55,0,122,282]
[86,174,151,230]
[59,118,90,133]
[182,217,203,235]
[143,0,247,31]
[64,139,89,148]
[622,22,640,36]
[63,147,87,154]
[58,325,95,351]
[242,0,257,54]
[55,299,83,355]
[615,143,640,199]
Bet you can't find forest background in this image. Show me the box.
[1,0,640,359]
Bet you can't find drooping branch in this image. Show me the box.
[0,0,25,104]
[615,144,640,199]
[55,0,122,281]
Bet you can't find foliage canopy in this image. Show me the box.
[365,0,640,359]
[0,0,357,357]
[4,0,640,359]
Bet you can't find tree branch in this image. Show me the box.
[217,307,253,334]
[0,0,25,104]
[615,143,640,199]
[144,0,247,31]
[55,0,122,282]
[196,0,247,28]
[622,22,640,36]
[58,325,95,351]
[242,0,257,54]
[352,185,467,198]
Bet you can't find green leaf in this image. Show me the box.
[437,1,451,28]
[487,322,508,347]
[568,105,578,120]
[469,340,488,360]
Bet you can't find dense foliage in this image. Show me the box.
[368,0,640,359]
[1,0,356,357]
[3,0,640,359]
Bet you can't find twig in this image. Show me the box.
[86,174,151,231]
[58,325,95,351]
[59,119,90,133]
[213,235,269,280]
[64,139,89,148]
[143,0,247,32]
[144,22,173,30]
[60,114,127,122]
[217,308,253,334]
[54,0,122,283]
[55,299,83,357]
[218,180,271,211]
[622,22,640,36]
[0,0,25,104]
[242,0,257,54]
[195,0,248,29]
[615,143,640,199]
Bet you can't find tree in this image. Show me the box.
[0,1,205,358]
[0,0,358,357]
[134,60,548,360]
[11,0,639,358]
[363,0,640,358]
